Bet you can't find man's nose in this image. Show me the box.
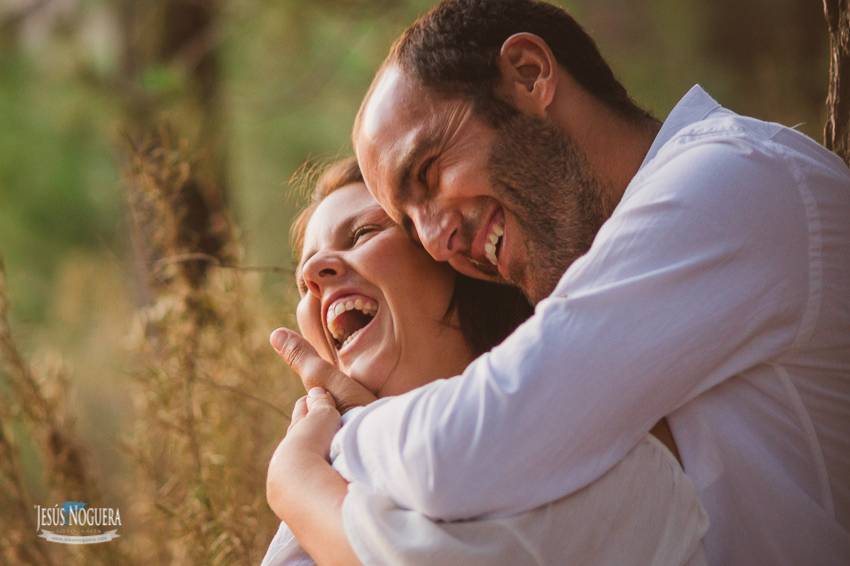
[414,209,462,263]
[301,252,346,298]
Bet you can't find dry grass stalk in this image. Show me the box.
[122,126,298,564]
[0,123,300,565]
[0,418,54,566]
[0,258,128,565]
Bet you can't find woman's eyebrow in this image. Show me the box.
[298,207,382,274]
[358,204,390,222]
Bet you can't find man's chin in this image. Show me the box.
[450,256,501,282]
[520,270,563,305]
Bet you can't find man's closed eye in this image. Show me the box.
[418,157,436,189]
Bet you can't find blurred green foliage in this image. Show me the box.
[0,0,827,323]
[0,47,119,321]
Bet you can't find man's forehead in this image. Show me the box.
[356,66,438,208]
[359,66,423,139]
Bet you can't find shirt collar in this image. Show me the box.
[638,84,722,172]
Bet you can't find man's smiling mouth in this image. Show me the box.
[470,206,505,274]
[484,218,505,267]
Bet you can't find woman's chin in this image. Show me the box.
[341,344,399,396]
[343,362,386,396]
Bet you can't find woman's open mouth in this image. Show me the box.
[325,294,379,351]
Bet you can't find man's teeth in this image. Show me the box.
[484,221,505,267]
[326,296,378,346]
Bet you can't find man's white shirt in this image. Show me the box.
[263,436,709,565]
[331,85,850,566]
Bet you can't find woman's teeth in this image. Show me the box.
[342,332,359,349]
[484,221,504,267]
[326,295,378,348]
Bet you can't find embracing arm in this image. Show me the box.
[318,140,811,520]
[266,392,361,566]
[340,437,707,566]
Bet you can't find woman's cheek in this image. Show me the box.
[295,297,333,363]
[359,231,415,274]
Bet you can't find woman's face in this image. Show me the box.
[296,183,473,396]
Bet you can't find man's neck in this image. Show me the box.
[596,115,660,218]
[549,79,661,218]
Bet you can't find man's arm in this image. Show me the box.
[340,437,707,566]
[295,139,810,520]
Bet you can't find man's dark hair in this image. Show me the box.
[389,0,651,122]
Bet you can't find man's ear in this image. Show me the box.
[496,33,557,116]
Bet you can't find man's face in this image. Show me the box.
[354,65,607,304]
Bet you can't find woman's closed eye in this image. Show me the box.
[351,224,383,245]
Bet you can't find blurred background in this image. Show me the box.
[0,0,830,564]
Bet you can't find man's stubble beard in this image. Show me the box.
[486,105,610,304]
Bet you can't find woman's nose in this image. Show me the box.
[301,252,346,297]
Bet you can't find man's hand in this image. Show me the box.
[270,327,377,413]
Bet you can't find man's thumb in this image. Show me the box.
[270,328,319,375]
[269,327,377,413]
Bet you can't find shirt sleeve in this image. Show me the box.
[331,134,812,520]
[260,521,315,566]
[342,437,709,566]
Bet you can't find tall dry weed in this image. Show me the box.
[0,125,301,565]
[0,258,128,565]
[122,126,299,564]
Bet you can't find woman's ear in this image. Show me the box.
[496,33,557,116]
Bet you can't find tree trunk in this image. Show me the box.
[117,0,233,303]
[824,0,850,165]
